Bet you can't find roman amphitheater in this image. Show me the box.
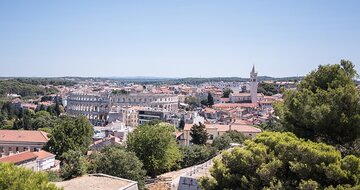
[66,91,179,125]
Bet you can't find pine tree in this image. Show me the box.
[178,117,185,130]
[207,93,214,107]
[190,122,208,145]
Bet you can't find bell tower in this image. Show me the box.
[250,65,258,103]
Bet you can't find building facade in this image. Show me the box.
[66,92,179,126]
[0,130,49,157]
[183,123,262,146]
[66,92,110,126]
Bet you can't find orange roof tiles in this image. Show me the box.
[231,93,251,97]
[0,130,49,143]
[184,123,261,133]
[33,150,55,160]
[213,103,257,109]
[0,151,37,164]
[219,124,262,133]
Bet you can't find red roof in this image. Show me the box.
[203,107,217,114]
[217,124,262,133]
[33,150,55,160]
[234,119,253,125]
[184,123,261,133]
[0,130,49,143]
[231,93,251,97]
[0,151,37,164]
[213,103,257,109]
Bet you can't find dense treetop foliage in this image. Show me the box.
[90,145,146,188]
[15,78,76,86]
[0,163,61,190]
[276,60,360,145]
[257,82,279,96]
[111,89,129,95]
[180,145,217,168]
[222,88,233,98]
[45,116,94,159]
[200,132,360,190]
[0,100,63,130]
[60,150,88,180]
[0,80,58,98]
[212,130,246,150]
[127,122,182,178]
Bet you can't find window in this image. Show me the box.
[16,147,19,152]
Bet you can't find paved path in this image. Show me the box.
[159,154,222,190]
[154,147,236,190]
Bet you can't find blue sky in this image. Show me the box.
[0,0,359,78]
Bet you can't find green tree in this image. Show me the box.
[185,96,199,108]
[45,116,94,158]
[60,150,88,180]
[257,82,278,96]
[258,114,285,132]
[200,132,360,190]
[212,134,232,150]
[127,123,182,178]
[54,102,61,116]
[0,163,61,190]
[212,130,246,150]
[190,123,208,145]
[178,117,185,130]
[91,146,146,188]
[180,145,217,168]
[276,60,360,145]
[201,132,360,189]
[31,111,57,130]
[200,99,208,106]
[222,88,233,98]
[207,93,214,107]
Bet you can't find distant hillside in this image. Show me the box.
[0,76,303,86]
[108,76,303,85]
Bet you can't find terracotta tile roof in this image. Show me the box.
[39,101,53,106]
[184,123,261,133]
[0,151,37,164]
[234,119,253,125]
[218,124,262,133]
[213,103,257,109]
[0,130,49,143]
[184,124,194,131]
[203,107,217,114]
[33,150,55,160]
[260,100,274,104]
[20,103,37,109]
[231,93,251,97]
[175,132,183,138]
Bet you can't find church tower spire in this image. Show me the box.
[250,65,258,104]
